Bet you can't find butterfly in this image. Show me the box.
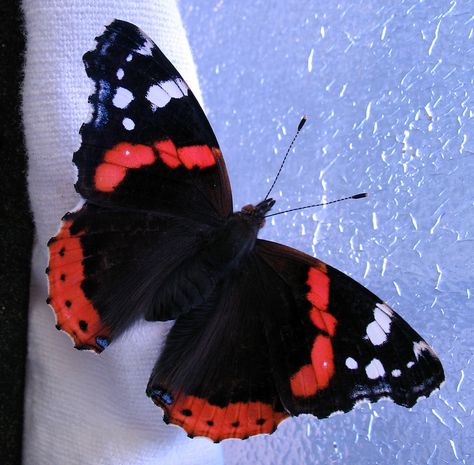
[46,19,444,442]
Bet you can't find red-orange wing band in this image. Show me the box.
[151,390,288,442]
[47,218,110,352]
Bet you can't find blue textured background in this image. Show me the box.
[181,1,473,464]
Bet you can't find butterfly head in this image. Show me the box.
[239,198,275,228]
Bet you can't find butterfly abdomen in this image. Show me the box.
[148,214,260,321]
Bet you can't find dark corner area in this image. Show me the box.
[0,1,34,464]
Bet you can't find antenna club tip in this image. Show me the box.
[352,192,368,199]
[297,115,308,131]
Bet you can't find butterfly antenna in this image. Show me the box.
[264,116,307,200]
[265,192,368,218]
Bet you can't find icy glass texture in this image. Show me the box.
[181,1,473,464]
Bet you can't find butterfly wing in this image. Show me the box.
[47,203,212,351]
[48,20,234,349]
[74,20,232,222]
[256,239,445,417]
[146,241,444,441]
[146,259,289,442]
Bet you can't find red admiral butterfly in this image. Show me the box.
[47,20,444,442]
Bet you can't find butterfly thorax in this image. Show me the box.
[238,198,275,229]
[150,199,274,320]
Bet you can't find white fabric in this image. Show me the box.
[22,1,223,464]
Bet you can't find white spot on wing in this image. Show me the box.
[365,359,385,379]
[366,302,394,345]
[391,369,401,377]
[367,321,387,345]
[136,37,154,56]
[161,80,184,98]
[413,340,436,359]
[113,87,134,109]
[345,357,358,369]
[376,302,394,316]
[116,68,124,80]
[147,84,171,108]
[126,54,133,62]
[146,79,188,109]
[407,361,415,368]
[175,78,189,95]
[374,306,392,332]
[122,118,135,130]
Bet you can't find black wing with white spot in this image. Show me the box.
[73,20,232,223]
[145,240,444,442]
[255,240,445,418]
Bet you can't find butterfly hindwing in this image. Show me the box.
[146,261,289,442]
[47,207,111,352]
[74,19,232,222]
[146,243,443,441]
[256,240,445,417]
[47,203,214,350]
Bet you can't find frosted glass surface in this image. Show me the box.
[180,1,473,464]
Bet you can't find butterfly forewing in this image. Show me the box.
[74,19,232,222]
[256,240,444,417]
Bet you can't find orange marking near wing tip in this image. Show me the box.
[94,163,128,192]
[154,392,288,441]
[290,266,336,398]
[306,267,330,311]
[178,145,215,169]
[104,142,155,168]
[47,220,110,352]
[309,308,337,336]
[154,140,217,170]
[94,142,156,192]
[154,139,180,168]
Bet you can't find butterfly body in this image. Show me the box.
[149,198,274,321]
[46,19,444,442]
